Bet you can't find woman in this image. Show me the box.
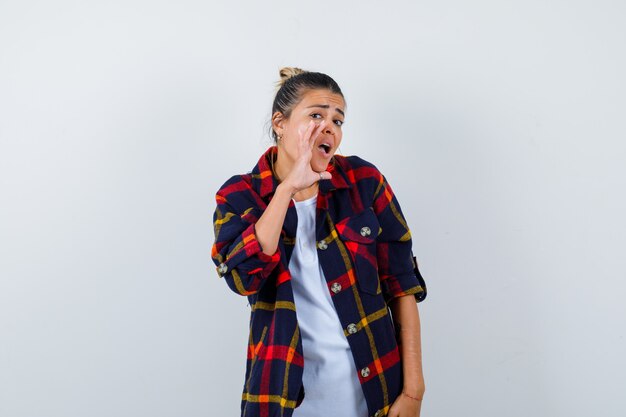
[212,67,426,417]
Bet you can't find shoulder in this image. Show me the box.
[216,173,252,197]
[214,173,258,213]
[337,153,378,169]
[335,154,385,184]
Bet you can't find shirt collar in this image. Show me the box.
[250,146,352,200]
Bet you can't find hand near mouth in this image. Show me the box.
[282,120,333,194]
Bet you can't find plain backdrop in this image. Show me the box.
[1,1,625,416]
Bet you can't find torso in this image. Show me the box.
[289,194,369,417]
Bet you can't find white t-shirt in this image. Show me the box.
[289,194,369,417]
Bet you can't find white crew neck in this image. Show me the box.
[292,194,318,206]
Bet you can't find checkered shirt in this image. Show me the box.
[211,146,425,417]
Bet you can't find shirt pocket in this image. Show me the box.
[335,207,382,295]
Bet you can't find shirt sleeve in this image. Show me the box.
[211,180,281,296]
[372,170,426,304]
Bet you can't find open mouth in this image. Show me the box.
[318,143,332,155]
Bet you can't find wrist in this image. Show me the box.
[402,380,425,400]
[276,182,298,199]
[401,390,423,401]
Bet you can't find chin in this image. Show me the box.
[311,159,330,172]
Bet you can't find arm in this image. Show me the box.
[212,120,329,295]
[388,295,425,417]
[372,171,425,304]
[211,184,286,296]
[370,168,426,416]
[390,295,425,398]
[255,183,295,256]
[255,120,331,255]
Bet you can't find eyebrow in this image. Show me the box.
[306,104,345,117]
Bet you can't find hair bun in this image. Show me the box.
[276,67,306,89]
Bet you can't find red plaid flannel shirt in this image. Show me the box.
[211,146,425,417]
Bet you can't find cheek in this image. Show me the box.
[283,138,296,154]
[282,133,301,157]
[336,132,343,148]
[296,120,312,136]
[288,122,308,142]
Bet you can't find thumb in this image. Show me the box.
[319,171,333,181]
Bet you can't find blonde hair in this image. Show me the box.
[275,67,306,91]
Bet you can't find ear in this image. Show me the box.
[271,111,285,136]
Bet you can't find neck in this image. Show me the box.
[293,184,319,201]
[272,147,291,183]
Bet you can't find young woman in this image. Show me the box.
[212,67,426,417]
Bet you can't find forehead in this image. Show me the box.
[297,89,345,110]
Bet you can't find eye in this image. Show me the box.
[310,113,344,127]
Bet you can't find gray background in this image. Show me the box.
[1,0,625,416]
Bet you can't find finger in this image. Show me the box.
[387,399,400,417]
[299,120,315,144]
[295,121,315,158]
[308,120,327,149]
[317,171,332,182]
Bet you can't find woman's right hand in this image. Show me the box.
[281,120,333,194]
[255,120,331,255]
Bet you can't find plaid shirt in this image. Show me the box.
[211,146,425,417]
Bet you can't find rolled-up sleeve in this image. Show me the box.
[372,171,425,304]
[211,180,281,296]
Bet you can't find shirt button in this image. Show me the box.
[360,226,371,237]
[360,366,370,378]
[317,240,328,250]
[217,263,228,275]
[330,282,342,294]
[347,323,357,334]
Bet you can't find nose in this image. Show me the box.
[323,122,335,135]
